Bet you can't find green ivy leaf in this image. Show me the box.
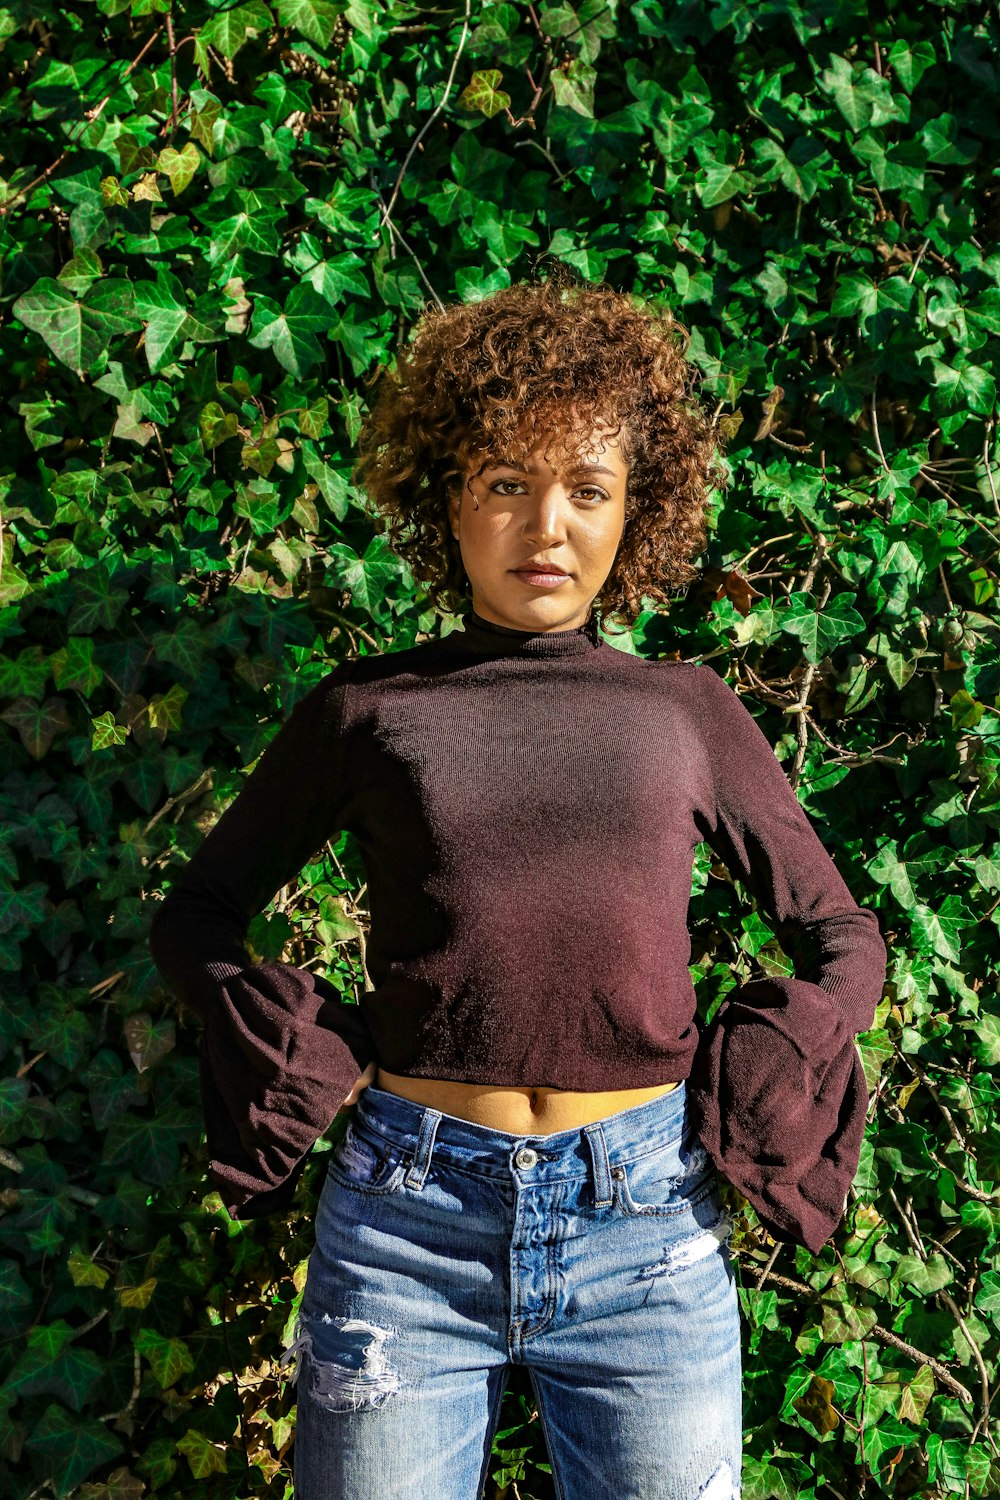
[966,289,1000,335]
[0,880,47,936]
[135,1327,195,1388]
[119,1276,158,1309]
[51,637,103,697]
[249,284,330,376]
[459,69,512,118]
[24,1404,124,1498]
[187,95,221,154]
[299,396,329,439]
[9,1338,104,1412]
[274,0,342,46]
[153,619,207,680]
[101,174,129,207]
[156,141,201,195]
[926,1432,980,1489]
[134,269,219,373]
[551,59,596,117]
[327,534,403,614]
[69,566,129,633]
[0,644,50,698]
[886,37,937,94]
[862,1415,921,1476]
[123,1012,176,1073]
[752,138,823,202]
[175,1428,228,1478]
[894,1251,952,1295]
[779,592,866,663]
[147,683,187,734]
[22,1319,75,1362]
[739,1455,800,1500]
[911,896,965,963]
[929,358,997,417]
[199,400,240,449]
[313,256,371,304]
[897,1364,935,1424]
[117,133,157,177]
[0,1258,32,1322]
[208,208,281,267]
[818,1287,879,1344]
[32,990,93,1068]
[970,1011,1000,1066]
[819,54,902,132]
[19,397,66,451]
[695,160,755,209]
[137,1437,177,1488]
[101,1109,185,1185]
[315,893,363,944]
[974,1270,1000,1321]
[197,1,274,62]
[91,711,129,750]
[67,1247,111,1288]
[856,1029,894,1092]
[13,278,141,376]
[0,695,71,758]
[57,247,104,294]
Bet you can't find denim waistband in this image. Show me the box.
[350,1081,691,1198]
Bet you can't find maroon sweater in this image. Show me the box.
[148,607,887,1251]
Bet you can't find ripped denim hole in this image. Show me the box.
[640,1207,732,1281]
[280,1315,401,1412]
[697,1458,739,1499]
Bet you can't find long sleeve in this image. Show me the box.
[685,664,887,1253]
[148,661,376,1218]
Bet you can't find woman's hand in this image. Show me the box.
[339,1060,377,1109]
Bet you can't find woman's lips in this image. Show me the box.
[511,569,570,588]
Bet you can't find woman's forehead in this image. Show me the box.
[467,414,627,468]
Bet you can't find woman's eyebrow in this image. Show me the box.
[484,459,617,477]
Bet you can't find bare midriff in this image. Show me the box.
[376,1068,680,1135]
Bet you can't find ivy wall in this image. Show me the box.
[1,1,999,1497]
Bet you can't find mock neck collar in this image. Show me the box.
[444,606,602,658]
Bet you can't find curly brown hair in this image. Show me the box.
[352,269,730,631]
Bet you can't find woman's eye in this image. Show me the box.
[486,480,608,501]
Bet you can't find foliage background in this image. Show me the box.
[1,0,999,1496]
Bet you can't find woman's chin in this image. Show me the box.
[472,585,588,631]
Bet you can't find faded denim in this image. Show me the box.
[285,1080,742,1500]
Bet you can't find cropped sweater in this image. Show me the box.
[148,606,888,1252]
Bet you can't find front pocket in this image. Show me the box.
[612,1134,714,1217]
[325,1123,408,1196]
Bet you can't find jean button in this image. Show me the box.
[515,1147,538,1170]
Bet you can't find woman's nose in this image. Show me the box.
[522,487,569,544]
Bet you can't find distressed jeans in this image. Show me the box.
[285,1080,743,1500]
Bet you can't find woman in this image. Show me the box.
[149,276,887,1500]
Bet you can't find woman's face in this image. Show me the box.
[447,420,628,633]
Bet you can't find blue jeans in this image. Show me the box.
[285,1081,743,1500]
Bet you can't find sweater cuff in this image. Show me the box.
[197,960,377,1214]
[688,977,871,1255]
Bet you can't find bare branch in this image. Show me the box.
[377,0,472,231]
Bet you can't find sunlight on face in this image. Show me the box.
[447,415,629,633]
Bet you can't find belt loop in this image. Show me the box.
[404,1107,442,1191]
[583,1122,613,1207]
